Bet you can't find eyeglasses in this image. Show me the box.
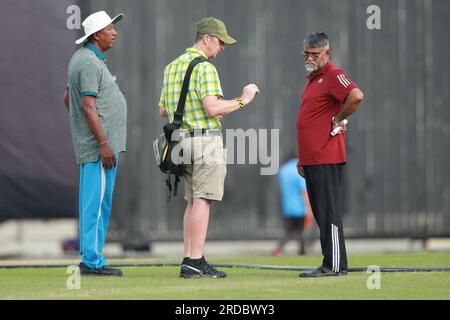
[302,50,324,60]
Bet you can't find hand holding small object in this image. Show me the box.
[331,118,348,136]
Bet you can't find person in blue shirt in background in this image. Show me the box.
[272,157,313,256]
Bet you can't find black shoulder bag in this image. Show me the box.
[153,56,208,201]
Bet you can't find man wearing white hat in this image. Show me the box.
[63,11,126,276]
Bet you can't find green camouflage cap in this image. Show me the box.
[196,17,237,45]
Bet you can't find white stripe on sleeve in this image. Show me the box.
[337,74,349,88]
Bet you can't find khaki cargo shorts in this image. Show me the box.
[180,134,227,202]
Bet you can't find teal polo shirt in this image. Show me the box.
[67,43,127,164]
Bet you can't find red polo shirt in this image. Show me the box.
[296,61,358,166]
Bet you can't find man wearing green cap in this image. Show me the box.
[159,17,259,279]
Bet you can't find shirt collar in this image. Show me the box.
[185,47,208,59]
[307,60,332,80]
[84,42,105,61]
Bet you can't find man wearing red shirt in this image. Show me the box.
[297,32,364,277]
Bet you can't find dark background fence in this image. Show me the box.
[1,0,449,244]
[0,0,78,220]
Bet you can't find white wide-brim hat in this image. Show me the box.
[75,11,124,45]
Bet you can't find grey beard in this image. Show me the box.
[305,63,318,73]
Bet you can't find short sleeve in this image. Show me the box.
[158,85,166,108]
[198,63,223,99]
[158,66,168,108]
[328,70,358,103]
[79,62,102,97]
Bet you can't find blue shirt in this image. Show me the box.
[278,159,307,217]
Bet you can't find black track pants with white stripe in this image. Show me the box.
[304,164,348,272]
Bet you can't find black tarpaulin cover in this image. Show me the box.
[0,0,80,219]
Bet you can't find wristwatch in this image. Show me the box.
[236,98,244,109]
[332,117,348,125]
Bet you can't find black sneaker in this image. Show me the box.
[201,258,227,278]
[180,263,203,279]
[299,266,347,278]
[180,257,227,279]
[79,262,123,277]
[179,257,191,278]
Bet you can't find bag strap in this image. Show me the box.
[165,174,172,202]
[165,174,181,202]
[165,56,207,201]
[172,56,208,127]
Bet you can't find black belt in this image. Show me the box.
[182,129,222,138]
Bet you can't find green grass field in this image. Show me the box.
[0,252,449,300]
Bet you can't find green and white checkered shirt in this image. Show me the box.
[159,47,223,130]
